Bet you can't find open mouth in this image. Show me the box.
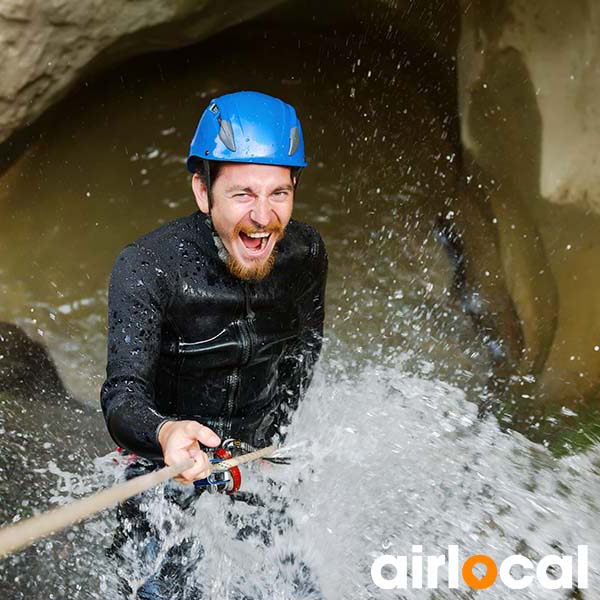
[233,221,284,265]
[239,231,271,254]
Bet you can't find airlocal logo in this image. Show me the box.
[371,545,588,590]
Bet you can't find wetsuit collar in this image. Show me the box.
[201,213,230,265]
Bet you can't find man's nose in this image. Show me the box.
[250,197,273,227]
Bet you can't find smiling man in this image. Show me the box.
[101,89,327,486]
[101,91,327,598]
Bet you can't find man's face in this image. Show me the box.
[193,163,294,280]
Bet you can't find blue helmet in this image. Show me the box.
[186,91,307,172]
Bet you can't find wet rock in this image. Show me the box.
[0,321,110,453]
[0,321,68,402]
[0,0,284,145]
[0,321,112,533]
[458,0,600,405]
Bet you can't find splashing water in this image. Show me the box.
[0,11,599,599]
[2,352,599,599]
[289,362,600,598]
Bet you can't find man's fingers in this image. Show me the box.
[160,420,221,484]
[160,420,221,454]
[165,447,211,483]
[178,453,211,483]
[186,422,220,448]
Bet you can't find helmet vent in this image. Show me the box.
[288,127,300,156]
[218,119,236,152]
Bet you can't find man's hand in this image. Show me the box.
[158,420,221,484]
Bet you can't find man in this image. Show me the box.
[101,91,327,596]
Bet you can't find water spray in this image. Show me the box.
[0,444,276,559]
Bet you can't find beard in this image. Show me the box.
[226,249,277,281]
[226,220,285,281]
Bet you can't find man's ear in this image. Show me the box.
[192,173,209,214]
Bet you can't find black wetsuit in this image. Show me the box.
[101,212,327,598]
[101,210,327,458]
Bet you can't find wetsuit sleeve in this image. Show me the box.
[275,232,328,434]
[100,244,172,459]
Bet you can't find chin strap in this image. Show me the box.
[203,159,213,213]
[292,166,303,191]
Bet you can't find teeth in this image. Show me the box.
[246,232,270,238]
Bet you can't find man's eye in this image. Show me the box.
[273,191,289,198]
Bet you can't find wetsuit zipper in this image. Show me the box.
[243,283,256,361]
[225,284,256,430]
[226,369,240,422]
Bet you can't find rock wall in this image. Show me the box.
[458,0,600,405]
[0,0,283,145]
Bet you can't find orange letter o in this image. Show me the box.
[462,554,498,589]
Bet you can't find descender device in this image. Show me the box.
[192,438,249,494]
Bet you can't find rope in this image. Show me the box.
[0,444,276,559]
[211,444,276,472]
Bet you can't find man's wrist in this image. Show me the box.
[156,419,176,449]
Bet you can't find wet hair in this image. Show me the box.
[191,159,224,189]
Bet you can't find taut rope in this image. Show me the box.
[0,444,275,558]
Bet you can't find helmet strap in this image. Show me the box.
[203,159,213,213]
[292,167,303,190]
